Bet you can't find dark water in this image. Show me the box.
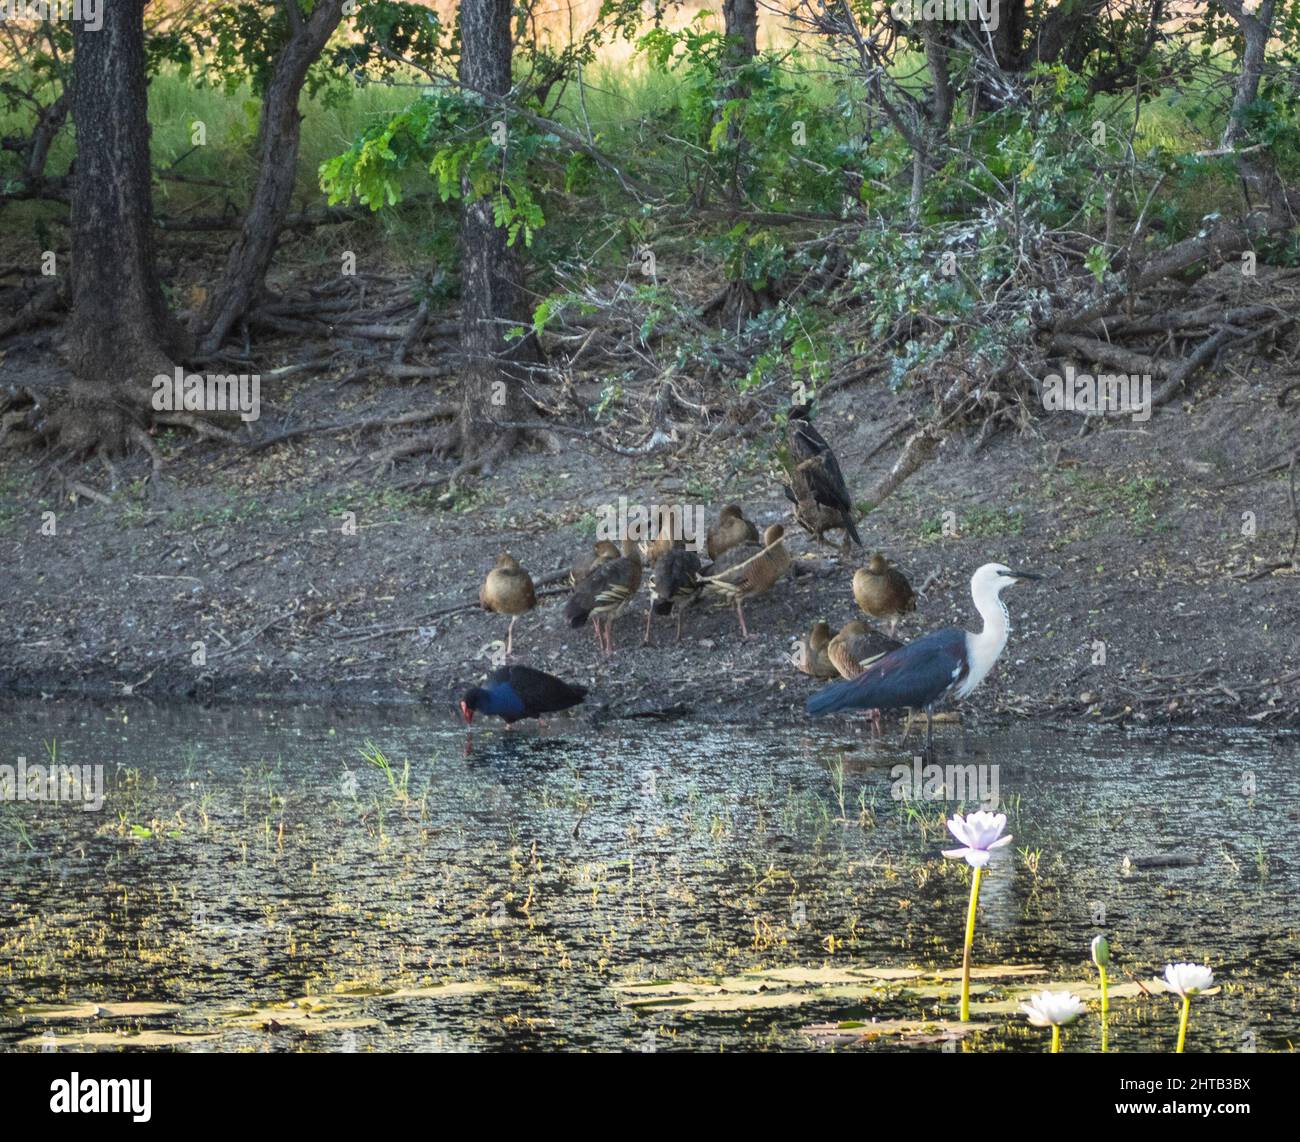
[0,699,1295,1052]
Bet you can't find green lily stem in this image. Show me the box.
[959,865,983,1022]
[1051,1024,1061,1053]
[1099,964,1110,1053]
[1176,994,1191,1053]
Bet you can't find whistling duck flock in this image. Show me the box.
[468,402,1040,746]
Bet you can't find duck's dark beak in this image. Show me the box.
[460,701,473,725]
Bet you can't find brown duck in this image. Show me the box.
[793,620,839,679]
[826,620,902,680]
[853,554,916,635]
[479,552,536,656]
[706,504,759,561]
[645,539,704,644]
[702,524,791,639]
[564,538,642,655]
[643,505,681,565]
[571,540,621,585]
[826,619,902,735]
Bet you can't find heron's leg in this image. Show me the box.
[675,610,684,642]
[925,704,935,755]
[870,707,882,735]
[901,709,914,742]
[643,605,654,646]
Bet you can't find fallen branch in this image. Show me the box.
[245,405,457,455]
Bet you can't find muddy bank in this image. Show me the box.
[1,347,1297,730]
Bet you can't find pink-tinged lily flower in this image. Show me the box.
[942,810,1013,868]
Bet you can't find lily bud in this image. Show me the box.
[1091,934,1110,968]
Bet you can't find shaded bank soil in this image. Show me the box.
[0,345,1297,730]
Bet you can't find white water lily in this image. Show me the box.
[1020,990,1087,1028]
[1164,962,1214,997]
[942,810,1013,867]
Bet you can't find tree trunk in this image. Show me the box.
[65,0,181,453]
[1220,1,1286,222]
[720,0,758,199]
[721,0,758,94]
[1221,0,1275,151]
[1029,0,1106,69]
[455,0,539,462]
[911,23,955,221]
[987,1,1026,71]
[194,0,345,357]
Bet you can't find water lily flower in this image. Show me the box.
[1021,990,1086,1027]
[1165,962,1215,1053]
[1021,990,1086,1052]
[942,810,1013,868]
[1164,962,1214,997]
[943,811,1011,1021]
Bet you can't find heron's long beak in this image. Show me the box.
[1008,570,1042,582]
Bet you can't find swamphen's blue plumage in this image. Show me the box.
[460,665,587,725]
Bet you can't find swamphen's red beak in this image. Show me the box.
[460,700,473,724]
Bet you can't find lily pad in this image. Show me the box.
[225,1010,380,1033]
[804,1018,978,1044]
[19,1001,182,1021]
[616,963,1050,1013]
[19,1029,217,1048]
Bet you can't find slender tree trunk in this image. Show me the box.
[25,88,70,185]
[65,0,181,453]
[721,0,758,96]
[1221,0,1275,151]
[455,0,539,462]
[720,0,757,199]
[1219,1,1287,223]
[911,23,955,221]
[194,0,345,356]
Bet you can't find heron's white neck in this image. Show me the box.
[958,577,1011,698]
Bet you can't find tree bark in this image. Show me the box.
[454,0,540,461]
[720,0,758,199]
[1221,0,1275,151]
[1219,1,1288,222]
[1029,0,1106,69]
[193,0,345,357]
[721,0,758,95]
[911,23,955,220]
[65,0,181,453]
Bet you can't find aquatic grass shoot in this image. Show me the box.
[358,741,411,803]
[942,810,1012,1021]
